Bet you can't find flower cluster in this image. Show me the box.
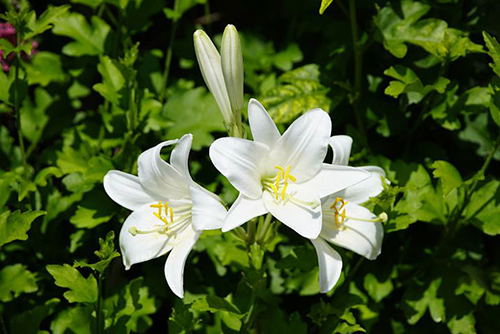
[104,25,387,298]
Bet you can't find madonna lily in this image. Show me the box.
[103,134,227,298]
[209,99,371,239]
[311,135,386,293]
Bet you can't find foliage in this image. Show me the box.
[1,0,499,333]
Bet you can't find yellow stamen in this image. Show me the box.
[330,197,347,228]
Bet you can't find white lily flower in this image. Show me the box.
[209,99,371,239]
[311,135,386,293]
[103,134,227,298]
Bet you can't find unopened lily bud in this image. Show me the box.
[193,29,232,125]
[221,24,244,114]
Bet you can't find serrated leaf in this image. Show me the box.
[50,305,93,334]
[93,56,135,108]
[431,160,463,196]
[70,190,116,229]
[483,31,500,79]
[384,65,450,104]
[259,64,331,123]
[52,13,110,56]
[163,86,226,150]
[192,295,242,314]
[464,180,500,235]
[46,264,98,303]
[25,5,70,39]
[375,1,482,61]
[0,210,46,247]
[459,113,500,161]
[25,52,66,86]
[363,273,393,303]
[0,264,38,302]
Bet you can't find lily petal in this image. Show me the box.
[210,138,269,199]
[103,171,156,211]
[321,203,383,260]
[340,167,386,204]
[248,98,281,148]
[164,226,201,298]
[269,109,331,181]
[170,134,193,182]
[138,140,190,200]
[190,185,227,231]
[301,164,371,199]
[263,187,322,239]
[311,238,343,293]
[329,135,353,166]
[119,205,174,270]
[223,193,268,232]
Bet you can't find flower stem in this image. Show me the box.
[160,0,180,103]
[246,219,256,247]
[14,37,27,175]
[348,0,366,139]
[256,213,272,244]
[95,273,103,334]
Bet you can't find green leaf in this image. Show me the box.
[46,264,98,303]
[483,31,500,79]
[363,273,394,303]
[93,55,136,108]
[50,305,93,334]
[70,190,116,229]
[459,113,500,161]
[375,1,482,60]
[104,277,157,333]
[34,166,63,187]
[20,87,53,144]
[70,0,105,9]
[163,85,226,150]
[465,180,500,235]
[74,231,120,273]
[259,64,331,123]
[192,295,242,314]
[25,5,70,39]
[52,13,110,56]
[0,264,38,302]
[404,277,445,324]
[431,160,463,196]
[0,39,15,58]
[384,65,450,104]
[25,52,66,86]
[10,298,60,334]
[319,0,334,14]
[0,210,46,247]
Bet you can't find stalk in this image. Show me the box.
[348,0,366,139]
[95,273,103,334]
[160,0,180,103]
[14,34,27,175]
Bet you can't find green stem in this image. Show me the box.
[95,273,103,334]
[0,312,7,334]
[14,38,27,175]
[160,0,180,103]
[246,220,256,248]
[348,0,366,139]
[256,213,272,244]
[204,0,212,35]
[128,82,138,132]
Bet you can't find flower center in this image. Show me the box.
[327,197,387,230]
[262,165,319,209]
[128,200,192,237]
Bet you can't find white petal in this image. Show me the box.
[248,98,281,148]
[342,167,386,204]
[222,193,268,232]
[311,238,343,293]
[301,164,371,199]
[321,203,383,260]
[193,30,233,124]
[119,205,174,269]
[165,226,201,298]
[103,171,156,211]
[209,138,269,199]
[170,134,193,182]
[329,135,353,166]
[263,186,322,239]
[269,109,331,182]
[138,140,190,199]
[190,185,227,231]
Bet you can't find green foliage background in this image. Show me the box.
[1,0,500,332]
